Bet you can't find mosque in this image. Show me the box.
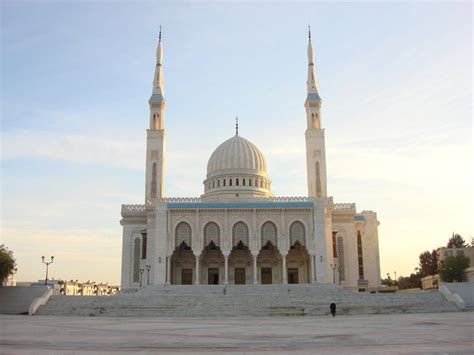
[120,30,381,292]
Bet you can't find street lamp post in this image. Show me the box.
[146,265,151,285]
[330,263,337,284]
[41,256,54,286]
[139,268,144,287]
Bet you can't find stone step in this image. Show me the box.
[37,284,458,317]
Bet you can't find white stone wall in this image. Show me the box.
[305,129,327,198]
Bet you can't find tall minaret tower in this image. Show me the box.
[305,27,327,198]
[145,27,166,202]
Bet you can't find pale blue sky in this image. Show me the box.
[1,1,472,284]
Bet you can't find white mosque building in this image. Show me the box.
[120,30,381,292]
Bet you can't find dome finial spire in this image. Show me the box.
[308,25,311,42]
[235,116,239,135]
[159,25,162,42]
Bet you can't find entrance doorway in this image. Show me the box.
[234,268,246,284]
[181,269,193,285]
[261,267,272,284]
[288,268,299,284]
[208,268,219,284]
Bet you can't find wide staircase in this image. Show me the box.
[36,284,459,317]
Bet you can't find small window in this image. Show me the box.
[217,180,220,187]
[236,178,239,186]
[212,181,215,188]
[223,179,226,187]
[255,179,258,186]
[230,179,233,186]
[249,179,252,186]
[243,179,246,186]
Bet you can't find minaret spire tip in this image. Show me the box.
[159,25,162,42]
[235,116,239,135]
[308,25,311,42]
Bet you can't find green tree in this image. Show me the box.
[418,250,438,277]
[439,255,470,282]
[0,245,16,285]
[398,273,421,289]
[447,233,467,248]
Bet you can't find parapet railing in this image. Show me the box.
[122,196,341,213]
[333,203,356,211]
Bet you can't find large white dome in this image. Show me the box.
[207,134,267,178]
[203,133,272,199]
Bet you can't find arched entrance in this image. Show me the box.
[170,222,196,285]
[201,222,224,284]
[229,221,253,284]
[257,242,282,284]
[287,221,310,283]
[170,242,196,285]
[287,242,310,283]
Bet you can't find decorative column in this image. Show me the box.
[309,254,315,283]
[282,255,288,284]
[224,254,229,285]
[252,254,258,284]
[195,255,200,285]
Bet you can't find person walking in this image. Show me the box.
[330,302,336,317]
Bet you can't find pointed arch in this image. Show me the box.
[261,221,277,247]
[151,162,157,198]
[204,222,220,248]
[315,161,321,197]
[133,237,141,282]
[337,236,345,281]
[175,222,192,248]
[289,221,306,246]
[232,221,249,247]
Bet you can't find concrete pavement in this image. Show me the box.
[0,312,473,354]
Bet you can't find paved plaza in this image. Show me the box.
[1,312,473,354]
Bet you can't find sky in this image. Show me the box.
[1,1,472,285]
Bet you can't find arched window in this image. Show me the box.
[357,231,364,279]
[230,179,233,186]
[315,161,322,197]
[232,222,249,247]
[261,221,277,247]
[141,232,147,259]
[243,178,246,186]
[236,178,239,186]
[212,181,215,188]
[289,221,305,246]
[204,222,220,247]
[133,237,141,282]
[151,162,157,198]
[249,179,252,186]
[175,222,192,247]
[223,179,226,186]
[217,180,220,187]
[337,236,345,281]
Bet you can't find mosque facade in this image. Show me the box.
[120,31,381,291]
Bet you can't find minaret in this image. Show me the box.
[145,27,166,202]
[305,27,327,198]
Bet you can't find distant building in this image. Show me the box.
[437,247,474,267]
[31,279,120,296]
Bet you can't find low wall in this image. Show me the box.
[463,267,474,282]
[421,275,439,290]
[29,288,53,315]
[0,286,49,314]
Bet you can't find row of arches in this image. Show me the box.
[174,220,307,250]
[169,220,314,285]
